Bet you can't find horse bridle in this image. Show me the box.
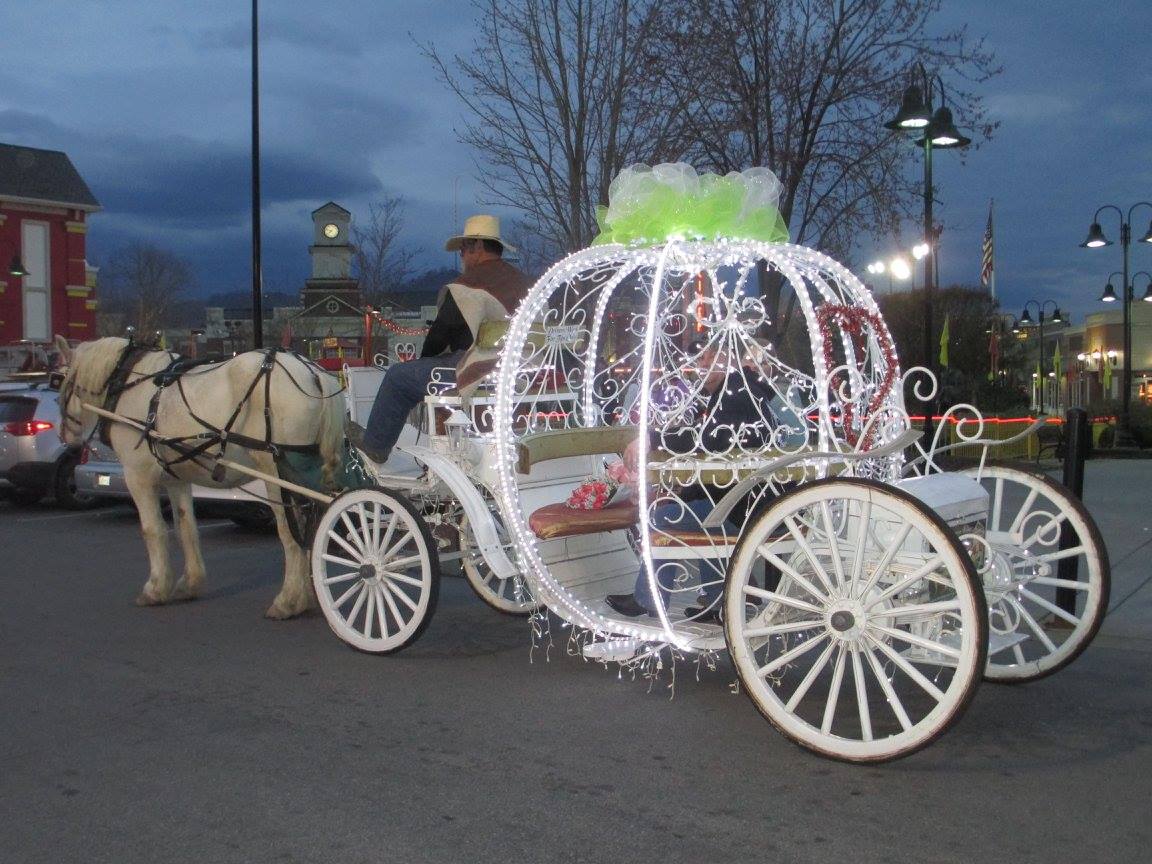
[58,338,170,447]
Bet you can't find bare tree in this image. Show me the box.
[353,197,417,305]
[645,0,997,347]
[653,0,999,258]
[422,0,681,252]
[100,243,196,335]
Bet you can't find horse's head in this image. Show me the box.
[55,334,129,447]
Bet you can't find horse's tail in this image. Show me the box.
[317,376,347,489]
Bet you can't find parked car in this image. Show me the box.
[0,381,96,509]
[0,341,59,378]
[75,439,276,530]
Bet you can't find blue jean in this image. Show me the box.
[634,497,736,614]
[363,352,465,455]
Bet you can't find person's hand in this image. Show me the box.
[623,437,642,473]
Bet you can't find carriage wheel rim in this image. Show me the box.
[724,479,986,762]
[459,513,535,615]
[311,488,437,653]
[962,465,1109,682]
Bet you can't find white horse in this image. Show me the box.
[55,335,346,618]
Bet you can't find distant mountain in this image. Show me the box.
[404,267,458,294]
[204,290,300,309]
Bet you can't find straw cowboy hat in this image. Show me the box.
[444,214,516,253]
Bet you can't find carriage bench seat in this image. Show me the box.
[526,500,727,546]
[520,425,752,545]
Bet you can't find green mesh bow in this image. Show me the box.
[592,163,790,246]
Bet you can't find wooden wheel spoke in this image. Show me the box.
[322,570,360,587]
[362,585,376,637]
[783,515,836,595]
[1018,511,1066,550]
[869,624,962,660]
[345,583,368,623]
[819,501,847,588]
[868,599,962,620]
[322,552,360,569]
[855,521,912,602]
[756,632,829,678]
[375,512,399,557]
[821,645,847,735]
[1022,545,1087,566]
[1017,587,1081,626]
[1007,487,1041,537]
[380,579,406,624]
[849,498,871,585]
[373,582,389,638]
[1008,597,1059,652]
[862,640,913,732]
[743,585,824,616]
[762,549,831,602]
[328,529,365,564]
[851,648,873,742]
[1031,575,1090,591]
[784,639,839,712]
[384,578,420,613]
[381,530,415,563]
[381,570,426,587]
[863,555,944,610]
[332,580,362,608]
[339,511,369,556]
[742,618,824,639]
[382,553,425,571]
[864,633,947,702]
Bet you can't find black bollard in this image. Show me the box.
[1057,408,1090,613]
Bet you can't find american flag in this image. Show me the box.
[980,201,995,295]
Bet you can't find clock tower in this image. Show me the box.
[303,201,360,312]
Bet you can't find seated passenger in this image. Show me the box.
[606,342,804,623]
[349,215,531,464]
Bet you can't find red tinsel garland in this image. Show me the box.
[814,304,899,450]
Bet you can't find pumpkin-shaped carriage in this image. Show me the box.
[307,166,1109,762]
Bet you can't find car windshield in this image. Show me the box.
[0,396,36,423]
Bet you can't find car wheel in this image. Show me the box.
[54,453,99,510]
[229,505,276,532]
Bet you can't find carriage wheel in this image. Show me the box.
[724,478,987,763]
[310,487,440,654]
[961,465,1109,683]
[459,511,536,616]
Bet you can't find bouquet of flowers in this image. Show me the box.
[564,457,638,511]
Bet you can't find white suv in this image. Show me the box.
[0,380,96,508]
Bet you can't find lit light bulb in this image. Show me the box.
[889,257,912,280]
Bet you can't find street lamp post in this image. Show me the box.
[884,64,972,441]
[1081,202,1152,444]
[1018,300,1063,414]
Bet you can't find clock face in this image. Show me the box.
[323,223,340,239]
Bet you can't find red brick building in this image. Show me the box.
[0,142,101,344]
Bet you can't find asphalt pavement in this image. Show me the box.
[0,460,1150,864]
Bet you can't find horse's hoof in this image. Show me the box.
[265,603,296,620]
[172,579,203,602]
[135,591,166,607]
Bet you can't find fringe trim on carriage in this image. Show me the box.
[527,610,726,700]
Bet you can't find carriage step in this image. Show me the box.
[582,638,647,662]
[987,631,1029,656]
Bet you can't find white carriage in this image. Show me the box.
[303,167,1109,762]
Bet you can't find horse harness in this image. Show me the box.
[89,342,338,480]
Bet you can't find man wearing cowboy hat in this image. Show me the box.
[350,214,531,464]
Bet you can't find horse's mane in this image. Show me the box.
[69,337,130,396]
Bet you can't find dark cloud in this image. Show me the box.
[195,18,364,56]
[0,109,382,226]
